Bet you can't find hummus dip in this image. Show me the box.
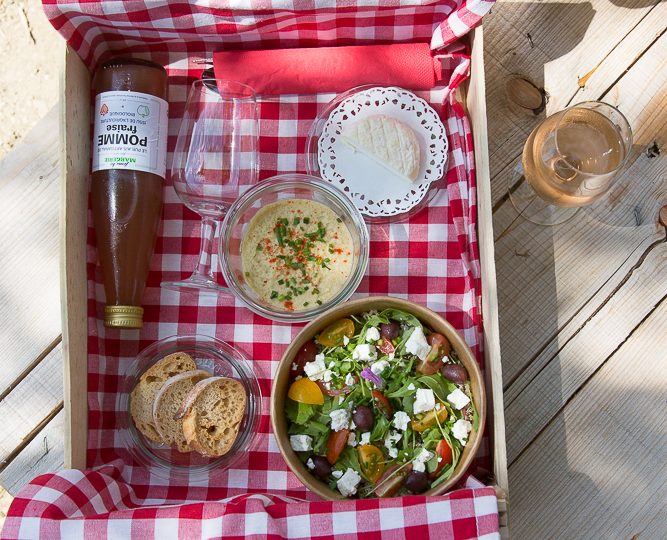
[241,199,354,311]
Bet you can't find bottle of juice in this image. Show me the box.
[91,58,168,328]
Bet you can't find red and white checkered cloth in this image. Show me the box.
[3,1,497,538]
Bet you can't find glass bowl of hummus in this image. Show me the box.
[219,174,369,322]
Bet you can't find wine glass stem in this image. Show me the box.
[191,217,218,283]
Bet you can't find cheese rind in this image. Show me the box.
[345,115,420,182]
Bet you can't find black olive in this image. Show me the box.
[352,405,374,432]
[380,322,400,340]
[404,470,430,493]
[311,456,332,480]
[440,363,468,384]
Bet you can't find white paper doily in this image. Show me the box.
[317,86,448,218]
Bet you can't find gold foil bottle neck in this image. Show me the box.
[104,305,144,329]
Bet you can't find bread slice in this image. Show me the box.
[130,352,196,443]
[152,370,211,452]
[178,377,247,457]
[344,114,420,182]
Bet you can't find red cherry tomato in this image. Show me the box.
[430,439,454,479]
[374,463,412,497]
[326,429,350,465]
[316,380,354,397]
[417,333,451,375]
[289,340,318,380]
[377,338,395,355]
[372,390,393,417]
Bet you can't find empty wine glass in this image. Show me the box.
[161,79,258,294]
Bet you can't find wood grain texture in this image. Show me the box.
[505,238,666,463]
[508,296,667,539]
[0,106,61,393]
[0,343,63,467]
[0,411,64,494]
[484,0,664,206]
[61,45,90,471]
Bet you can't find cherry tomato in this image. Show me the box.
[377,338,395,355]
[417,333,451,375]
[372,390,393,417]
[358,444,385,483]
[290,340,318,380]
[317,318,355,347]
[326,429,350,465]
[430,439,454,479]
[428,333,452,357]
[374,463,412,497]
[316,380,354,397]
[287,378,324,405]
[411,403,448,432]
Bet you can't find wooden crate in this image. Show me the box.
[60,26,509,536]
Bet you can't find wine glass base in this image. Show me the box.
[160,277,231,296]
[508,172,579,226]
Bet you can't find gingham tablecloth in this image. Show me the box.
[3,1,497,538]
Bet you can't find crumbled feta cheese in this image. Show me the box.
[306,458,315,470]
[352,343,377,361]
[332,470,343,479]
[452,419,472,446]
[290,435,313,452]
[388,352,395,361]
[436,403,442,410]
[442,356,449,363]
[345,373,355,386]
[328,361,336,369]
[350,420,356,430]
[343,335,350,346]
[366,326,381,342]
[347,432,357,447]
[338,395,345,405]
[370,360,389,376]
[437,457,443,463]
[384,431,402,459]
[303,355,327,380]
[329,409,350,431]
[412,449,433,472]
[405,326,431,360]
[322,370,334,383]
[447,388,471,410]
[337,468,362,497]
[413,388,436,414]
[359,432,371,445]
[291,362,297,371]
[295,375,302,381]
[407,383,416,391]
[392,411,411,431]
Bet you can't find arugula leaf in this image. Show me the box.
[285,398,317,425]
[336,446,363,476]
[379,309,422,329]
[402,394,415,416]
[386,379,418,398]
[370,414,390,442]
[419,374,448,402]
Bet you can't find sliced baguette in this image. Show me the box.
[153,370,211,452]
[178,377,247,457]
[344,114,420,182]
[130,352,196,443]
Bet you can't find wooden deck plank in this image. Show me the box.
[505,238,666,463]
[492,27,667,387]
[484,0,663,205]
[0,343,63,468]
[0,106,61,394]
[0,411,64,495]
[508,296,667,539]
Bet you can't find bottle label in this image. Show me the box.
[92,91,168,179]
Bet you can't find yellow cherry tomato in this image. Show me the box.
[287,378,324,405]
[317,318,355,347]
[411,403,449,432]
[358,444,385,483]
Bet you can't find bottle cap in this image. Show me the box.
[104,305,144,329]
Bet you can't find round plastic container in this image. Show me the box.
[117,334,261,481]
[219,174,369,323]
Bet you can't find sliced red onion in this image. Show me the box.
[360,367,383,388]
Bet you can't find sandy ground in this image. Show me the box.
[0,0,61,525]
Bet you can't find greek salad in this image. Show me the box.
[285,308,478,498]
